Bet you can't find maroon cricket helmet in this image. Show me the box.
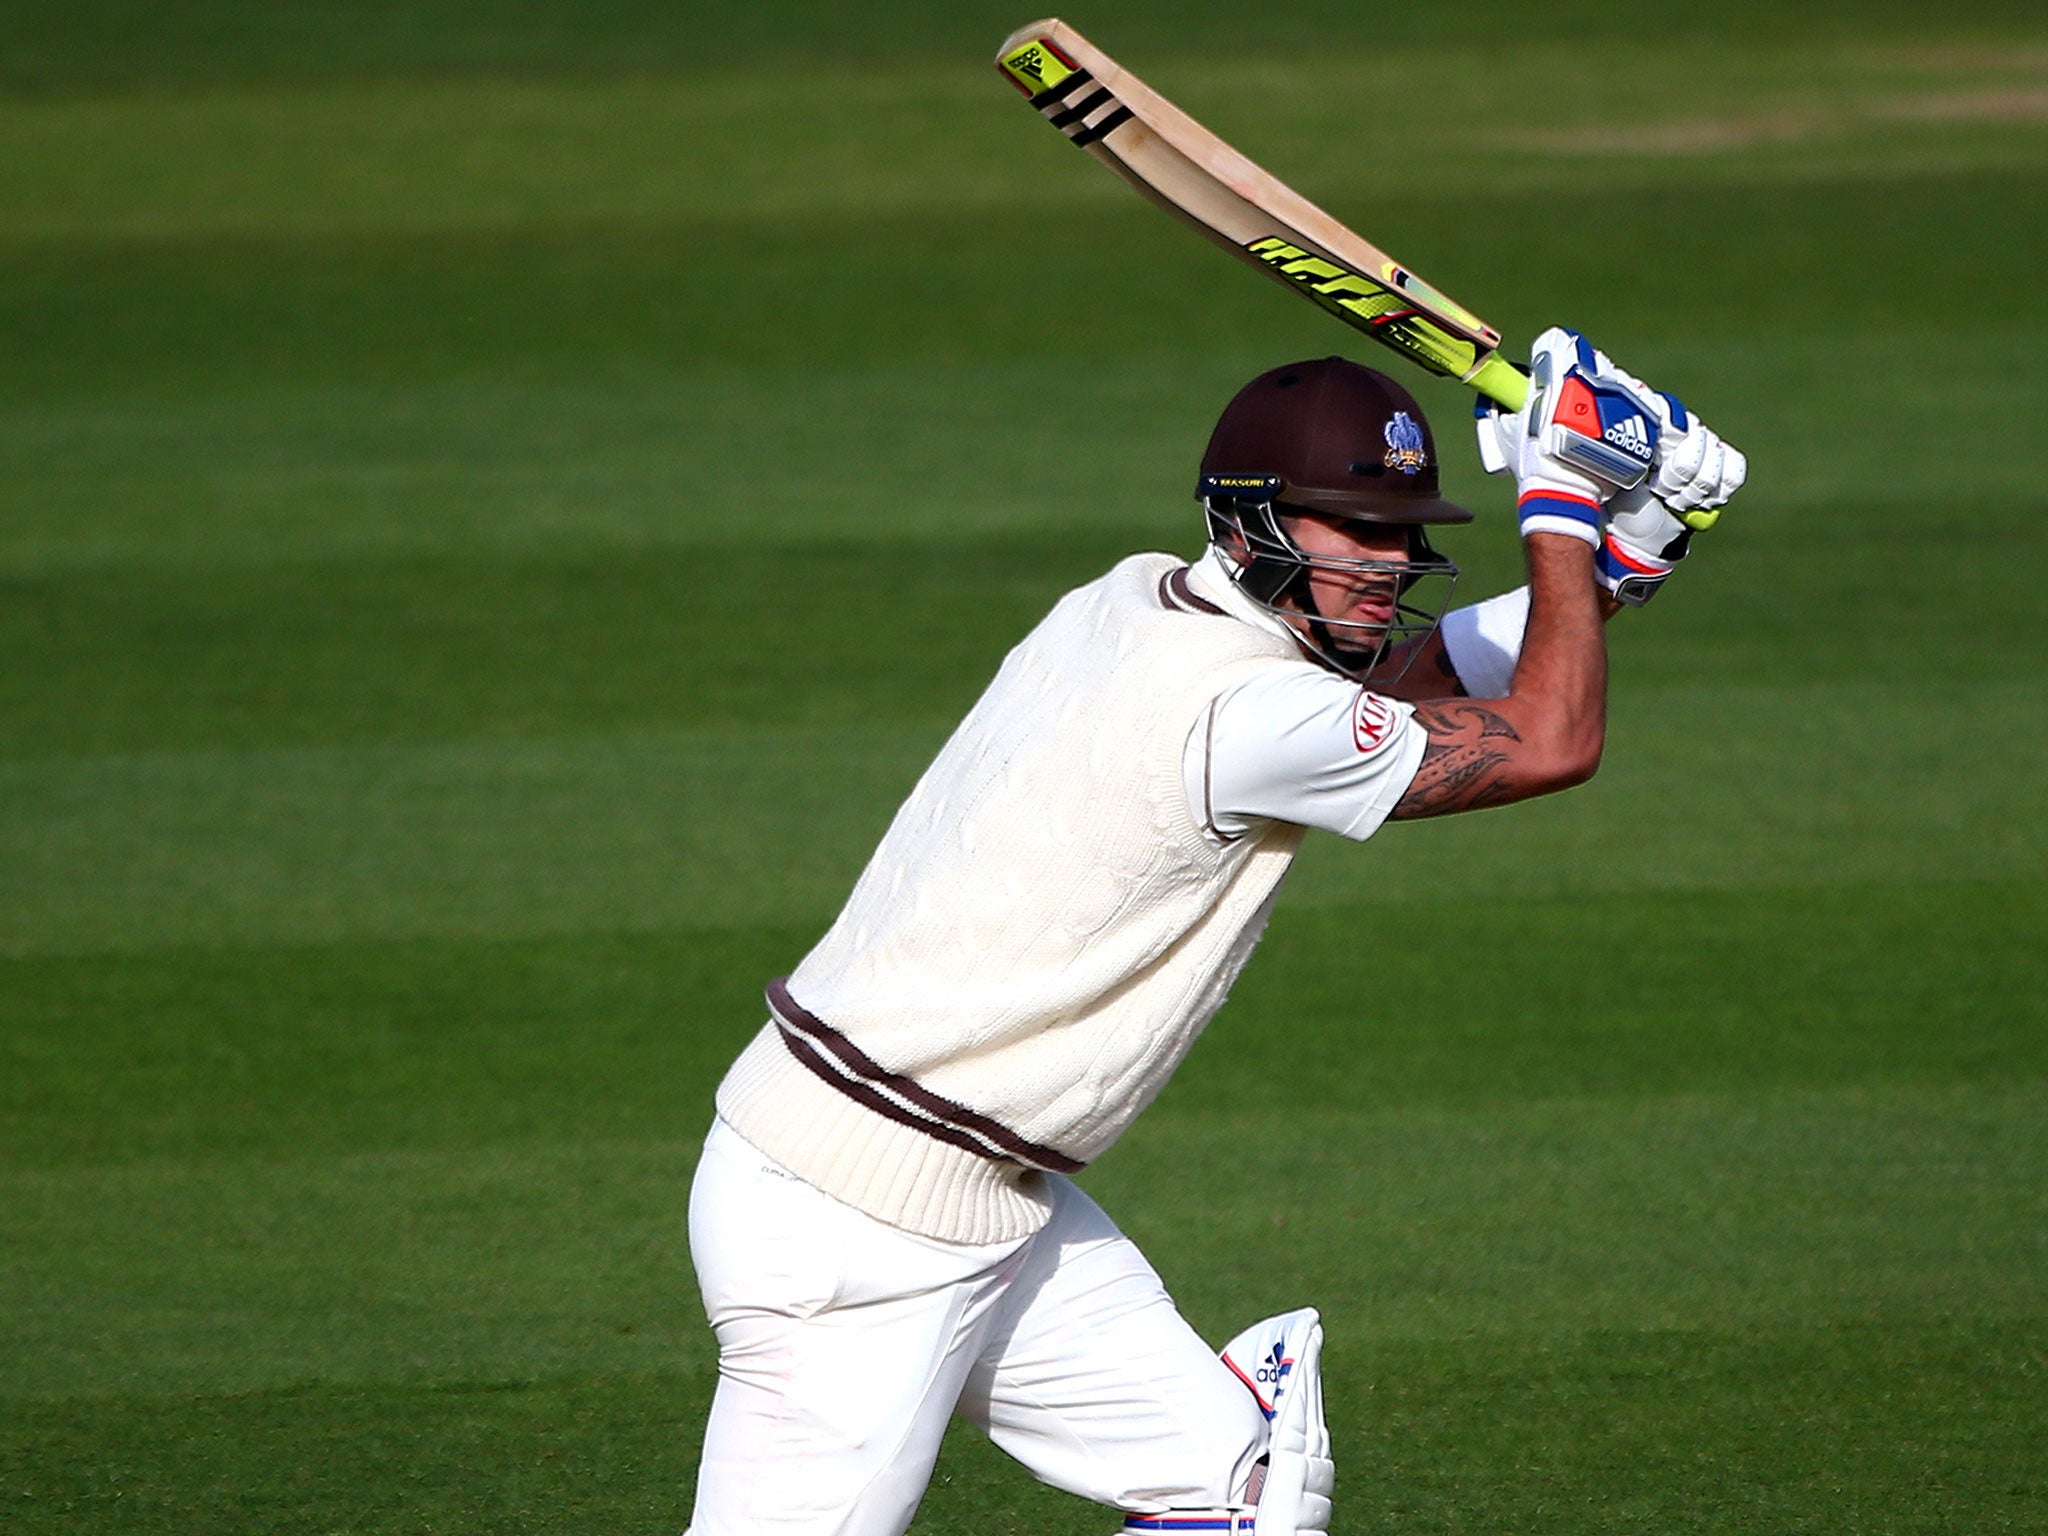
[1197,357,1472,525]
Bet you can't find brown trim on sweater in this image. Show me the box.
[767,979,1086,1175]
[775,1029,1021,1167]
[1159,566,1227,616]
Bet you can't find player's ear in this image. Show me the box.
[1210,510,1253,566]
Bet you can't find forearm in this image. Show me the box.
[1389,535,1606,819]
[1505,534,1607,778]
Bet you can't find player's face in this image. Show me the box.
[1280,512,1413,635]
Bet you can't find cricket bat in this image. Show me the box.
[995,19,1531,413]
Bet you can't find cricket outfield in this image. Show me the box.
[2,1,2044,1530]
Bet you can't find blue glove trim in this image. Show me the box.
[1517,490,1603,532]
[1596,539,1666,582]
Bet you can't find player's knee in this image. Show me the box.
[1215,1374,1274,1476]
[1112,1365,1269,1512]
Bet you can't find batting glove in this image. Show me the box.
[1595,489,1694,605]
[1475,326,1659,547]
[1593,385,1749,603]
[1587,361,1750,532]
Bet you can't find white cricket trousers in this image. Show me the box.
[685,1117,1268,1536]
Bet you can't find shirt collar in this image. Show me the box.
[1185,546,1304,648]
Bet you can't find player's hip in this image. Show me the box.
[689,1116,1033,1322]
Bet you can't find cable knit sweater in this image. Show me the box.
[716,552,1309,1243]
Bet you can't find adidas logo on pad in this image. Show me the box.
[1254,1341,1294,1387]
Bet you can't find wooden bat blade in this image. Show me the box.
[996,19,1528,409]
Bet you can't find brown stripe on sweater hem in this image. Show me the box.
[767,979,1086,1175]
[1160,566,1227,616]
[776,1029,1023,1167]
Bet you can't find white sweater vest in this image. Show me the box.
[716,553,1306,1243]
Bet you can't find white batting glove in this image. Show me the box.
[1586,363,1748,530]
[1595,490,1694,606]
[1475,326,1659,546]
[1647,400,1746,526]
[1594,392,1747,603]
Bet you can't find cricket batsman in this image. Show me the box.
[683,328,1745,1534]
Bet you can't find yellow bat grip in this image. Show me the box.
[1465,353,1529,411]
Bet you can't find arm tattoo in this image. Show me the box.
[1391,700,1523,820]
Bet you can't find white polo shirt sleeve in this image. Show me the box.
[1438,585,1529,700]
[1182,664,1428,842]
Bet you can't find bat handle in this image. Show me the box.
[1465,353,1530,412]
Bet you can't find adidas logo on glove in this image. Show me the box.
[1541,369,1660,490]
[1604,413,1651,459]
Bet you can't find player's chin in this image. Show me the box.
[1327,619,1391,657]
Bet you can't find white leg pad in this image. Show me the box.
[1219,1308,1333,1536]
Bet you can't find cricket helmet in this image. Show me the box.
[1198,357,1465,681]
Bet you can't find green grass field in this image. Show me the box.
[3,2,2045,1530]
